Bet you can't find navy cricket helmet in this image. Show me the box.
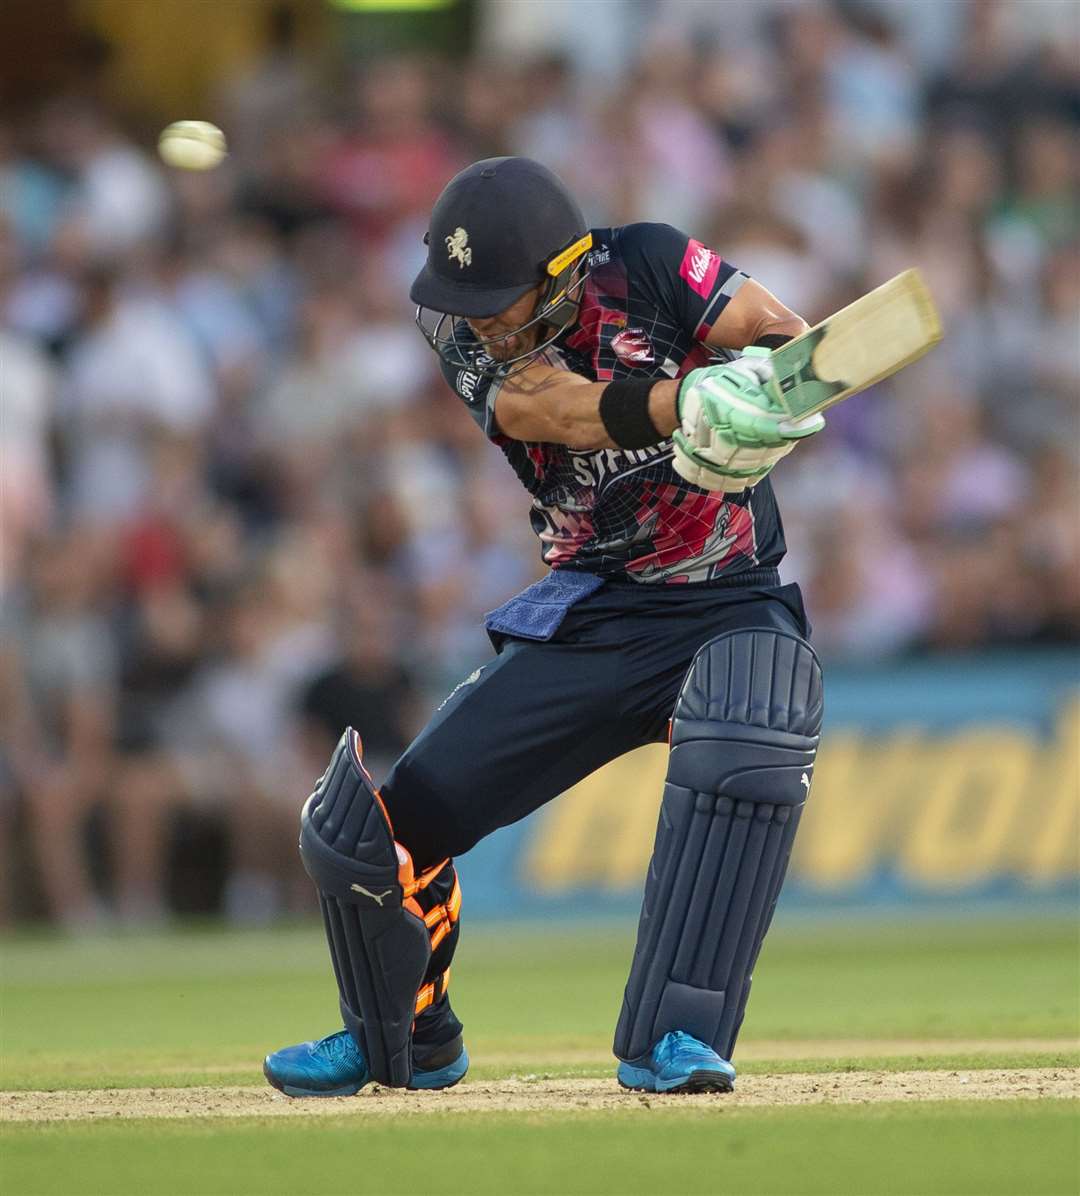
[410,156,593,377]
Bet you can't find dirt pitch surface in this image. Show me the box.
[3,1068,1076,1123]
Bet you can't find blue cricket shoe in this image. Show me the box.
[616,1030,736,1094]
[263,1030,469,1097]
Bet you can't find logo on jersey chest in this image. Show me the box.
[611,327,656,367]
[569,443,670,490]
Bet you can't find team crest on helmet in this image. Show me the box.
[446,227,472,269]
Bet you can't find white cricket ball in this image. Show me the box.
[158,120,227,171]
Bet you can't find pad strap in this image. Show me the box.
[403,862,462,952]
[415,968,452,1016]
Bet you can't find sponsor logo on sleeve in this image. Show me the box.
[456,368,481,401]
[679,239,722,299]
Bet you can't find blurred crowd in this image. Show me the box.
[1,0,1076,927]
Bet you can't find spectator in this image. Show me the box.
[59,265,215,524]
[297,576,422,783]
[0,327,55,592]
[37,98,170,258]
[10,534,117,928]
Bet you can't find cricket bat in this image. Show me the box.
[764,269,942,420]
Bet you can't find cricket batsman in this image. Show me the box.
[264,157,824,1096]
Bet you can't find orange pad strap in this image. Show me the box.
[414,968,451,1016]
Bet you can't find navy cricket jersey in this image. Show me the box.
[440,222,787,584]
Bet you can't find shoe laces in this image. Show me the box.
[655,1030,708,1066]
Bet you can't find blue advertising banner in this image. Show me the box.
[457,651,1079,917]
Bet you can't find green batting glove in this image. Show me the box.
[678,349,825,453]
[672,350,825,493]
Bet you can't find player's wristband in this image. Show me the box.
[599,379,664,449]
[751,333,794,349]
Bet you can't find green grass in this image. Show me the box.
[3,1102,1078,1196]
[2,917,1076,1090]
[1,918,1077,1195]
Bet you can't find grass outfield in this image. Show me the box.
[2,917,1077,1195]
[5,1103,1078,1196]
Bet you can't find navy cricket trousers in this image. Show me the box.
[381,578,810,870]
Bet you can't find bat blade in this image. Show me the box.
[767,269,943,420]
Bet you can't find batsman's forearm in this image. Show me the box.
[545,377,679,449]
[747,314,808,348]
[553,379,679,449]
[647,380,680,437]
[751,328,801,350]
[497,373,679,450]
